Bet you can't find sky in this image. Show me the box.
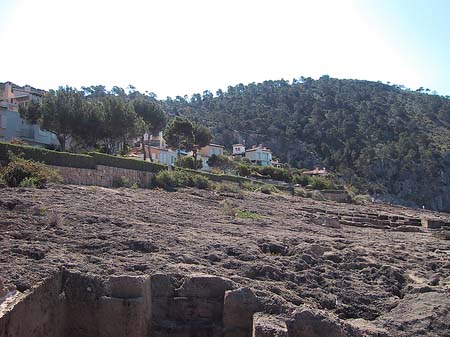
[0,0,449,98]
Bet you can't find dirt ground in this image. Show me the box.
[1,184,449,336]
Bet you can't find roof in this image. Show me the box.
[303,168,328,175]
[208,143,224,148]
[245,147,272,153]
[149,146,176,153]
[0,81,46,96]
[233,144,244,147]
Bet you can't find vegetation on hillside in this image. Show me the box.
[15,77,450,210]
[163,76,450,210]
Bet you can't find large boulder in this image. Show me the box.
[177,274,234,298]
[375,292,450,336]
[286,306,345,337]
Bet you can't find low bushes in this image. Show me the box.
[180,167,251,185]
[0,157,61,188]
[154,170,210,191]
[176,156,203,170]
[292,174,310,187]
[309,176,337,190]
[238,163,291,182]
[112,176,132,188]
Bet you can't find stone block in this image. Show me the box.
[286,306,345,337]
[177,274,234,298]
[106,275,150,299]
[421,218,444,229]
[223,287,258,337]
[252,313,288,337]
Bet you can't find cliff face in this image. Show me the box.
[163,77,450,211]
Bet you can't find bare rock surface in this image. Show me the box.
[1,184,450,336]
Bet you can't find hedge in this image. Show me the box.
[0,142,166,172]
[178,167,263,185]
[0,142,268,183]
[0,142,95,169]
[88,152,166,173]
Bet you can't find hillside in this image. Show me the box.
[163,77,450,212]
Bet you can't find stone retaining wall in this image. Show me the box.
[320,190,350,203]
[50,165,156,188]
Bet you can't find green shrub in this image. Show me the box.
[238,164,252,177]
[256,166,291,182]
[154,170,210,191]
[154,170,178,190]
[19,177,40,188]
[352,194,372,205]
[178,167,250,185]
[176,156,203,170]
[292,174,311,186]
[214,182,241,194]
[0,157,60,188]
[112,176,131,188]
[237,163,291,182]
[235,209,263,219]
[310,176,336,190]
[259,185,279,194]
[192,174,209,189]
[241,181,261,192]
[207,154,235,172]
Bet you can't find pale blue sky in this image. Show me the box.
[0,0,449,98]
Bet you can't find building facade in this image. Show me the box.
[232,143,245,156]
[245,146,273,166]
[149,146,177,166]
[198,144,224,171]
[0,82,59,147]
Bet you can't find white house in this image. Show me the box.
[232,143,245,156]
[245,146,272,166]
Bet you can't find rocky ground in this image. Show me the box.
[0,184,450,336]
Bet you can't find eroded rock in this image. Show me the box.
[252,313,288,337]
[223,287,258,337]
[286,306,346,337]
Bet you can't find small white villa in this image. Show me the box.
[244,145,272,166]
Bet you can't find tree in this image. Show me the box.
[20,86,84,151]
[177,156,203,169]
[19,101,41,124]
[81,85,107,99]
[207,154,234,172]
[164,116,194,159]
[192,124,212,160]
[99,96,141,154]
[133,98,166,161]
[71,99,105,150]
